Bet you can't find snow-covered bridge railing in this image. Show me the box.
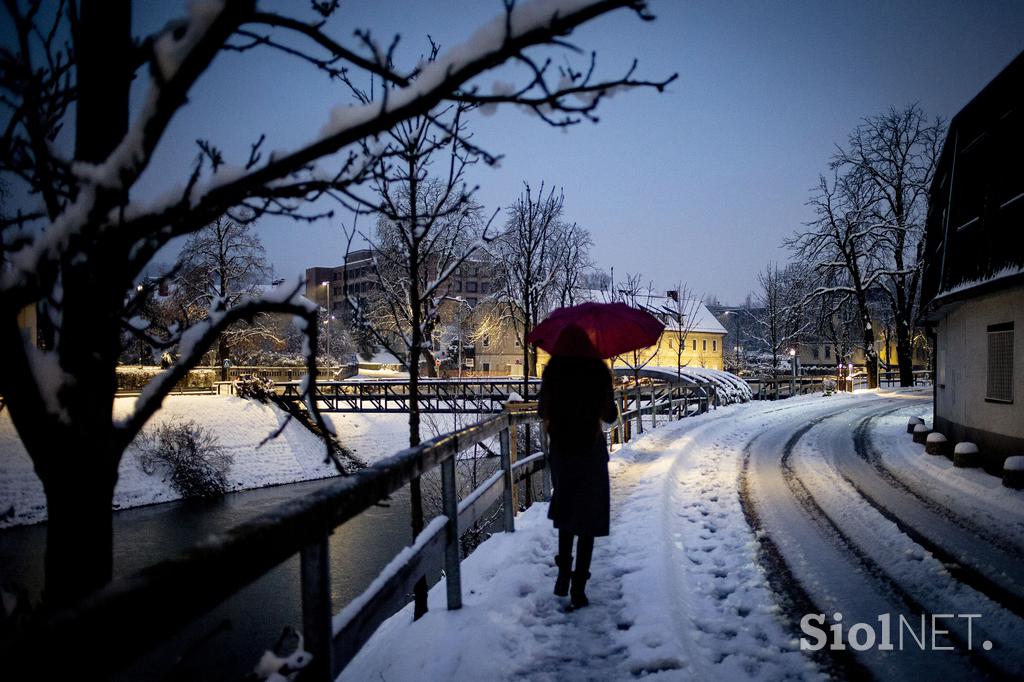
[6,406,545,681]
[276,377,542,414]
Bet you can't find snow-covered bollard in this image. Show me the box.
[925,432,949,457]
[907,416,924,434]
[912,423,930,444]
[1003,456,1024,490]
[953,442,981,468]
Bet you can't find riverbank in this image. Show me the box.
[0,399,491,529]
[0,395,340,528]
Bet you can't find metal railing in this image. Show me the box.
[277,378,542,414]
[8,378,713,679]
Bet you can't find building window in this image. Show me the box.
[712,340,717,352]
[825,346,832,359]
[813,348,819,360]
[480,281,489,294]
[702,339,707,352]
[454,281,462,292]
[986,322,1014,403]
[482,362,490,372]
[468,297,477,306]
[668,338,674,349]
[692,339,696,351]
[466,281,478,293]
[482,334,490,347]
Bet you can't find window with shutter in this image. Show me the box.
[986,322,1014,403]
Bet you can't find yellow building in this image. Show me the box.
[533,294,727,374]
[610,295,727,372]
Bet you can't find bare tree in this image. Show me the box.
[0,0,674,605]
[787,171,884,388]
[341,103,489,618]
[173,215,276,376]
[662,283,703,382]
[489,181,568,394]
[751,262,811,395]
[553,222,594,307]
[612,272,662,432]
[832,105,944,386]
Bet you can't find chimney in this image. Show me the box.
[666,290,678,302]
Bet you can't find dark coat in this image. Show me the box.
[540,373,618,538]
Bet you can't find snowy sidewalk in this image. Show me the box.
[339,394,874,681]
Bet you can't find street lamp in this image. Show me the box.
[321,281,331,368]
[789,347,796,397]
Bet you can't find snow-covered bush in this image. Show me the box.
[235,376,277,403]
[116,367,215,392]
[135,421,233,499]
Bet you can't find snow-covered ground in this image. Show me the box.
[341,392,859,680]
[339,388,1024,680]
[0,395,339,528]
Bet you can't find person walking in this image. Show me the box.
[538,325,618,609]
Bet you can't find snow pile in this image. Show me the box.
[0,396,338,528]
[926,432,947,443]
[643,366,753,404]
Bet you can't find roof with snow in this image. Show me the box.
[921,50,1024,311]
[574,289,727,335]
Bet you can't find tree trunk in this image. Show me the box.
[896,328,915,387]
[863,329,878,390]
[217,335,230,380]
[42,462,117,607]
[406,157,427,619]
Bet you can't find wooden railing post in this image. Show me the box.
[507,420,519,513]
[651,387,658,429]
[539,426,551,502]
[440,456,462,610]
[300,534,334,681]
[499,424,515,533]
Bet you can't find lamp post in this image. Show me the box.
[136,284,145,368]
[789,347,796,397]
[321,281,331,369]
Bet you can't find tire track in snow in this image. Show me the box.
[786,401,1019,675]
[743,399,982,680]
[850,410,1024,618]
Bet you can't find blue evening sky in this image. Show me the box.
[67,2,1024,302]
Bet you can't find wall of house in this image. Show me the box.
[934,284,1024,462]
[611,330,724,372]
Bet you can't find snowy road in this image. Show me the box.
[340,391,1024,681]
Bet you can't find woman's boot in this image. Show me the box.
[554,555,572,596]
[570,571,590,608]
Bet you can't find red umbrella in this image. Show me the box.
[526,302,665,359]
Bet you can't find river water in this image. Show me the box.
[0,477,442,681]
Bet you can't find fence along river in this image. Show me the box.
[3,375,713,680]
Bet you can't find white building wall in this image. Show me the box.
[934,284,1024,452]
